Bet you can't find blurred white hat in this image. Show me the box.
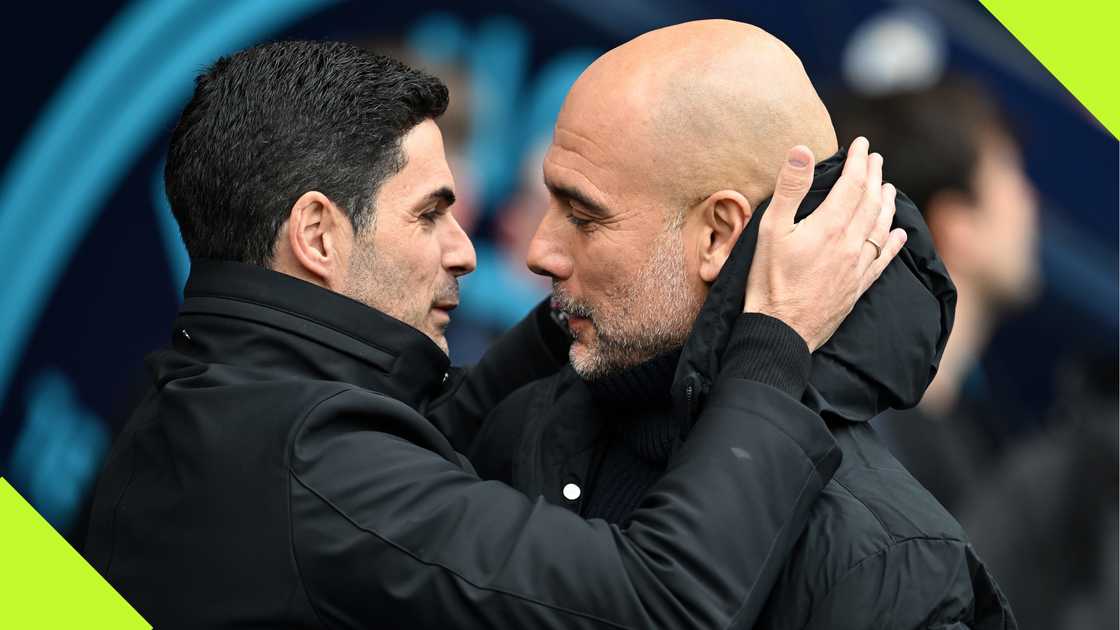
[842,7,947,96]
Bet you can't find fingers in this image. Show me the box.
[860,227,908,295]
[808,136,869,230]
[849,152,884,238]
[766,145,816,229]
[871,183,896,246]
[857,183,896,272]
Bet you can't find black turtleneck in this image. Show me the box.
[581,312,811,525]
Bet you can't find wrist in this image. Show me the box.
[720,313,812,399]
[743,303,815,351]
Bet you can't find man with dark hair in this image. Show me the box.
[165,41,449,267]
[84,40,899,628]
[164,42,462,352]
[471,21,1015,628]
[832,77,1041,514]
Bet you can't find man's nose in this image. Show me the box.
[442,215,477,277]
[526,213,572,280]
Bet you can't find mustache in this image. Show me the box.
[550,283,594,319]
[433,278,460,306]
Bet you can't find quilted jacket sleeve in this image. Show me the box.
[799,539,1017,630]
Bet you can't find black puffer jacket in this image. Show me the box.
[473,151,1017,629]
[84,260,841,629]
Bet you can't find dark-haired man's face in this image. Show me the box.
[343,119,476,353]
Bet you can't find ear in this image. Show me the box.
[284,190,353,291]
[693,190,753,283]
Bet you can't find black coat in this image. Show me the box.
[84,259,842,629]
[472,152,1017,629]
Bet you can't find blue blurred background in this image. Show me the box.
[0,1,1115,626]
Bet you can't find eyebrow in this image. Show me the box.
[545,180,612,218]
[413,186,456,212]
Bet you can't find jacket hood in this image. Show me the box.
[672,149,956,425]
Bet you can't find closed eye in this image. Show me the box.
[566,213,595,231]
[545,180,611,224]
[567,213,590,227]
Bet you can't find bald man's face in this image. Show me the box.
[527,119,706,380]
[525,21,838,379]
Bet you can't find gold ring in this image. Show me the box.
[865,238,882,259]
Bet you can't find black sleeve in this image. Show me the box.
[470,313,813,485]
[289,374,840,629]
[426,299,569,452]
[466,380,540,483]
[722,312,812,399]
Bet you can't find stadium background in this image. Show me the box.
[0,0,1115,620]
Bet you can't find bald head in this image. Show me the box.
[557,19,837,210]
[530,21,840,378]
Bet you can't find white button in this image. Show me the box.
[562,483,582,501]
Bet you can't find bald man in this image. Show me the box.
[87,39,907,629]
[472,20,1016,629]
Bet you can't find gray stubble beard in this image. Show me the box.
[558,226,702,381]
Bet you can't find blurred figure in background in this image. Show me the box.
[833,77,1041,514]
[958,356,1118,630]
[835,78,1118,629]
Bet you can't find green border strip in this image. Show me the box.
[0,478,150,628]
[980,0,1119,140]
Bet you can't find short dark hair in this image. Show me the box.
[165,40,449,266]
[830,77,1012,214]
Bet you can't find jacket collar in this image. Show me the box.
[672,149,956,427]
[175,259,450,411]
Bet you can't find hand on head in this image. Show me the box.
[743,137,907,351]
[530,20,905,368]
